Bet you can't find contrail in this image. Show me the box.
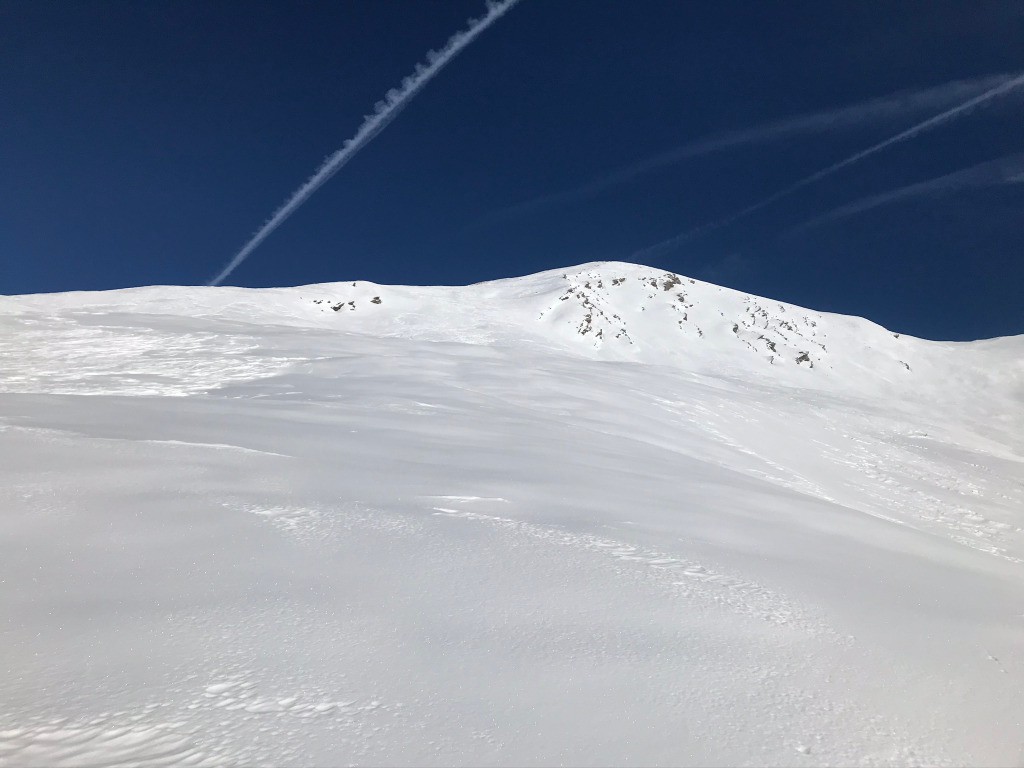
[469,73,1022,232]
[209,0,521,286]
[797,154,1024,229]
[630,71,1024,262]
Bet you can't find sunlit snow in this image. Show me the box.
[2,262,1022,766]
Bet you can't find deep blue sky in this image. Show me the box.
[3,0,1022,340]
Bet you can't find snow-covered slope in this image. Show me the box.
[1,262,1022,766]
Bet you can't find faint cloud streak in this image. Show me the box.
[797,154,1024,229]
[470,74,1023,232]
[630,71,1024,262]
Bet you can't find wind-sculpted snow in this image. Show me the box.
[1,262,1022,765]
[0,314,301,396]
[428,504,823,633]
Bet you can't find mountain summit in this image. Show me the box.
[6,260,1021,412]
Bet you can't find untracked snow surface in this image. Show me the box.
[1,262,1022,766]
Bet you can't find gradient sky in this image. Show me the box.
[3,0,1022,340]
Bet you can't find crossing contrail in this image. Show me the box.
[796,153,1024,229]
[469,73,1022,231]
[209,0,521,286]
[630,71,1024,262]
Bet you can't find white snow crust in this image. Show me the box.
[1,261,1022,766]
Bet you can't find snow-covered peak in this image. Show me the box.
[3,261,1022,406]
[270,261,1024,406]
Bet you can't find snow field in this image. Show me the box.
[1,262,1022,765]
